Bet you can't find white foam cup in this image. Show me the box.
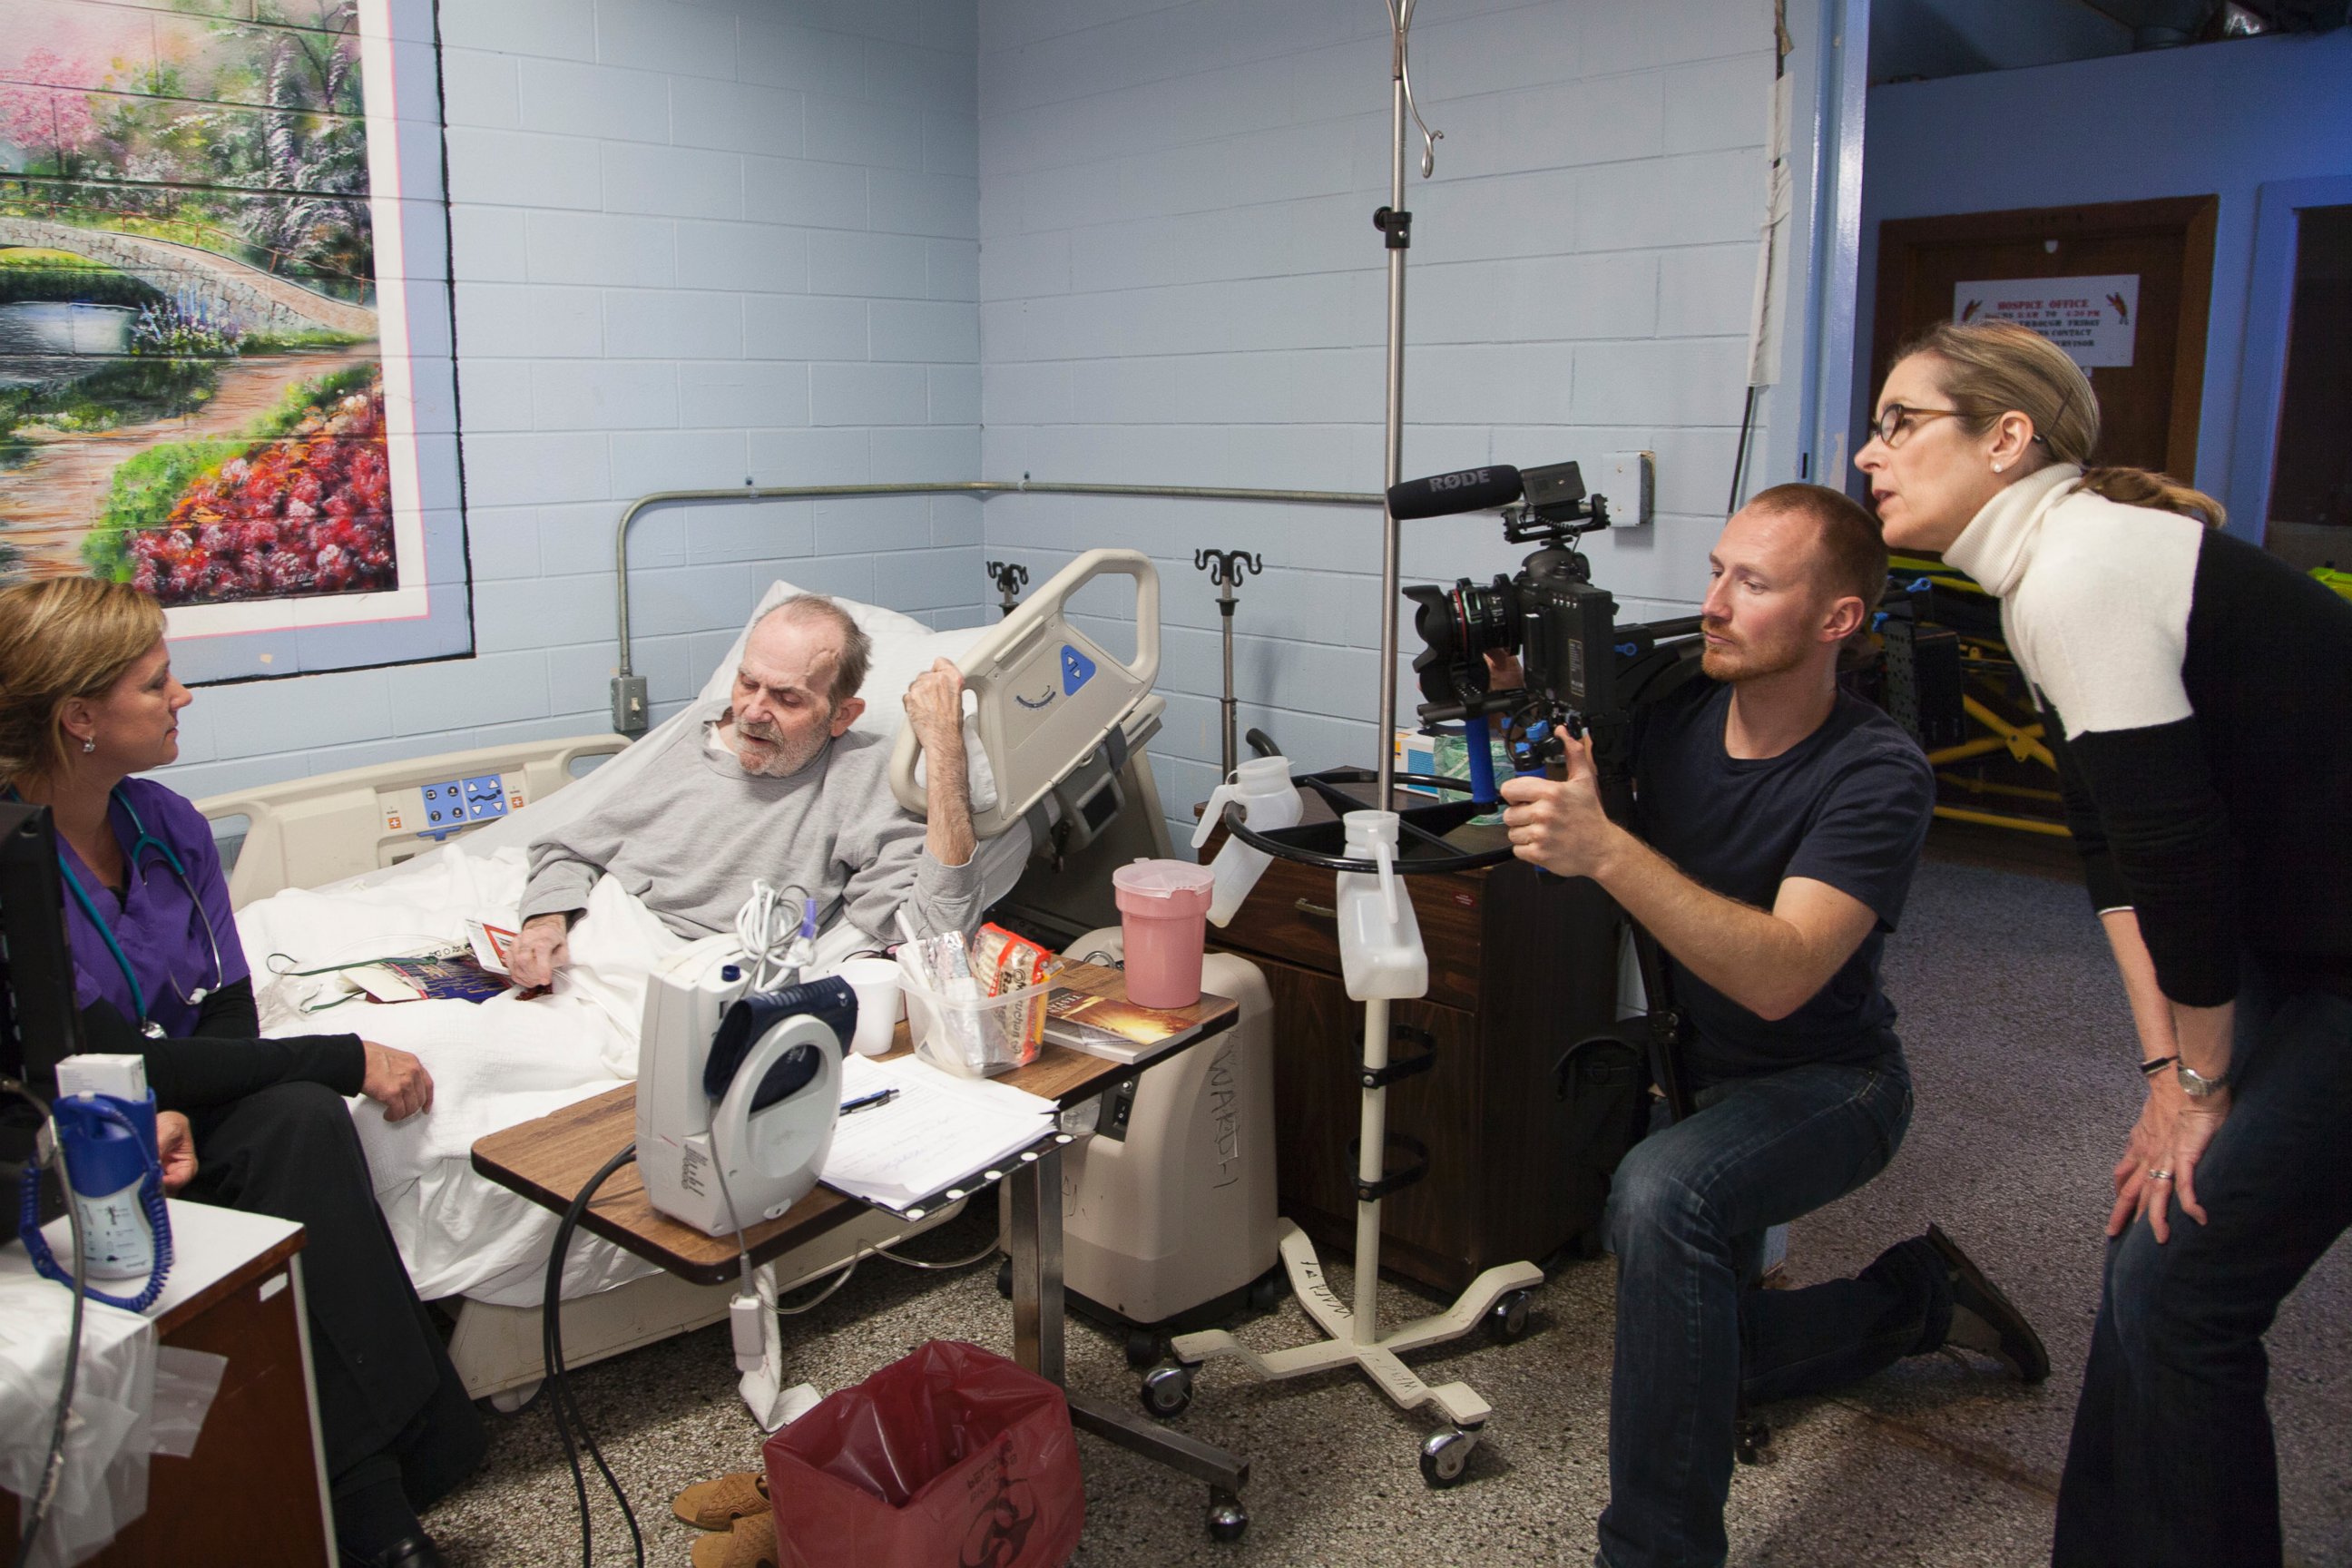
[833,957,905,1056]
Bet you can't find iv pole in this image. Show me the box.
[1152,0,1544,1492]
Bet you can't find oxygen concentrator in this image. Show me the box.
[1004,932,1281,1358]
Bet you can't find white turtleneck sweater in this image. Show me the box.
[1942,465,2352,1008]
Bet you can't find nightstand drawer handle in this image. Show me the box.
[1294,898,1338,919]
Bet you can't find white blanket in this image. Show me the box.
[242,844,681,1305]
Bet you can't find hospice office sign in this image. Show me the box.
[1954,275,2141,368]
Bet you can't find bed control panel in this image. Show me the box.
[382,772,528,840]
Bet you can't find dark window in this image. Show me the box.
[2266,204,2352,569]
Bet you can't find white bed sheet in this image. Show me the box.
[246,843,682,1304]
[238,584,1039,1306]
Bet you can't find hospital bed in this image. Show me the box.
[192,551,1172,1404]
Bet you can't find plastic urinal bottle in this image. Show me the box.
[1191,755,1305,926]
[1334,810,1428,1002]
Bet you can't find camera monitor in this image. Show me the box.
[2,801,85,1246]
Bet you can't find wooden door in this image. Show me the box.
[1872,197,2219,481]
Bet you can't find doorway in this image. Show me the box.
[1869,195,2220,480]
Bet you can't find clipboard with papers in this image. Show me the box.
[818,1052,1062,1216]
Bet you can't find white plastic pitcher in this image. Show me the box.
[1334,810,1428,1001]
[1190,755,1305,926]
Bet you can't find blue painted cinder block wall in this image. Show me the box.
[167,0,1795,856]
[164,0,988,799]
[973,0,1782,847]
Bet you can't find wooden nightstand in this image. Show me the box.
[1201,779,1633,1295]
[1,1201,332,1567]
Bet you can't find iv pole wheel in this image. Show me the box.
[1141,1360,1196,1419]
[1124,1328,1168,1370]
[1485,1288,1534,1345]
[1213,1485,1250,1542]
[1419,1426,1479,1489]
[1206,1487,1250,1544]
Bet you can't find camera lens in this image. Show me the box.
[1452,578,1519,662]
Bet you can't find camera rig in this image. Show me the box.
[1402,461,1705,782]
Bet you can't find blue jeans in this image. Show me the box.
[1597,1054,1936,1568]
[2053,965,2352,1568]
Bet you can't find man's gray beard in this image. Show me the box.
[732,720,828,778]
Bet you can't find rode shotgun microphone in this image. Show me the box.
[1386,465,1524,521]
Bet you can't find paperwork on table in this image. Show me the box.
[818,1053,1057,1214]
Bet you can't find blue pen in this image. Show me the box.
[840,1088,899,1115]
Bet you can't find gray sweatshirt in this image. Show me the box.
[521,700,983,943]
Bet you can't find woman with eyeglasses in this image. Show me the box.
[0,577,480,1568]
[1857,319,2352,1568]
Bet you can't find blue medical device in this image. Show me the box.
[19,1070,174,1313]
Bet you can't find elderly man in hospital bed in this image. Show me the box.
[506,593,981,991]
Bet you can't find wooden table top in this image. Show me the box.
[470,960,1237,1286]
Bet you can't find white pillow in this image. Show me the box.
[700,581,1000,814]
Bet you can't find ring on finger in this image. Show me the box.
[2148,1168,2173,1181]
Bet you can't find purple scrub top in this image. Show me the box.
[56,778,251,1038]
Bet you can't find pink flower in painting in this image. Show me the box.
[0,50,100,172]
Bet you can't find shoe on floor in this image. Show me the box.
[690,1509,779,1568]
[340,1533,449,1568]
[1927,1221,2050,1384]
[674,1470,770,1531]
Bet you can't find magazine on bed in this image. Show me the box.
[343,919,522,1004]
[345,946,513,1004]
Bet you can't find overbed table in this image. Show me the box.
[471,960,1252,1523]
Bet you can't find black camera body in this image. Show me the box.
[1406,552,1626,720]
[1404,460,1701,768]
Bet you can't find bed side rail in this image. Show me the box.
[194,734,630,908]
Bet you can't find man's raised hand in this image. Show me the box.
[904,657,968,761]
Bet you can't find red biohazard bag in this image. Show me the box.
[763,1339,1084,1568]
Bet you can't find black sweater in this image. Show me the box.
[78,977,366,1112]
[1945,466,2352,1006]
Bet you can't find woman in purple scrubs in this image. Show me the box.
[0,578,480,1568]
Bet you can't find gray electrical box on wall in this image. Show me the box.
[612,674,649,736]
[1603,451,1655,527]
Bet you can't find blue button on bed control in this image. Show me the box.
[1061,645,1095,695]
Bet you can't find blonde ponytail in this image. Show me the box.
[2073,466,2226,530]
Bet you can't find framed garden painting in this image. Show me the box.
[0,0,469,682]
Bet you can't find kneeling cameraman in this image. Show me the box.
[1496,484,2043,1568]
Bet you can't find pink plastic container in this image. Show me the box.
[1111,859,1218,1008]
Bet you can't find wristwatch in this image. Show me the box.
[2176,1063,2230,1099]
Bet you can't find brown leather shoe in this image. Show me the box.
[689,1510,778,1568]
[672,1470,769,1531]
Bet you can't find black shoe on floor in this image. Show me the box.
[341,1532,450,1568]
[1926,1222,2050,1384]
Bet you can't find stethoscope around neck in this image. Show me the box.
[42,785,229,1038]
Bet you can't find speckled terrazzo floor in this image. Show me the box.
[418,848,2352,1566]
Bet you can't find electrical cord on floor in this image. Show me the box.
[5,1078,87,1568]
[542,1142,644,1568]
[874,1234,1004,1272]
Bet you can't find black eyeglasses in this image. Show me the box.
[1867,404,1965,447]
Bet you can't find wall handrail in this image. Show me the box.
[609,478,1383,734]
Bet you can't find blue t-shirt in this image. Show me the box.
[1632,679,1935,1080]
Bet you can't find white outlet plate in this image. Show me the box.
[1603,450,1654,527]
